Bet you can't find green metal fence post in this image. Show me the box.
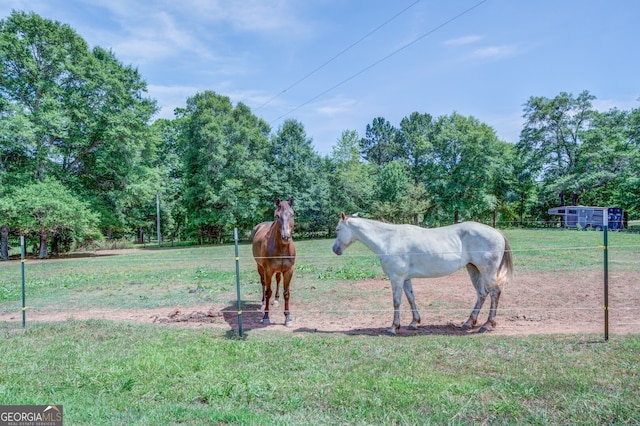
[21,235,26,328]
[603,213,609,342]
[234,228,243,337]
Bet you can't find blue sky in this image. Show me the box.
[3,0,639,155]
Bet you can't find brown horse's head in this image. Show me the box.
[274,197,295,243]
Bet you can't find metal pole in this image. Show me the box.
[20,235,25,328]
[602,209,609,342]
[234,228,243,337]
[603,211,609,342]
[156,192,162,245]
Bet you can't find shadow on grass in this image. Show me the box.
[221,301,299,339]
[220,301,478,338]
[293,324,475,337]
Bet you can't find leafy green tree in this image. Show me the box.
[488,141,520,226]
[370,160,430,224]
[397,112,435,184]
[614,106,640,217]
[177,91,271,242]
[0,179,99,258]
[423,113,502,224]
[576,109,634,204]
[359,117,399,166]
[268,119,330,235]
[0,11,158,242]
[328,130,375,218]
[517,90,595,206]
[512,145,539,225]
[150,118,185,242]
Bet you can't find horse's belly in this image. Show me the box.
[408,261,461,278]
[381,254,461,279]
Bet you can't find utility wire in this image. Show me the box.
[254,0,422,112]
[270,0,487,125]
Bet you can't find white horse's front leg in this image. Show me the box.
[388,279,404,335]
[403,279,421,330]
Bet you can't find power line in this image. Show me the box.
[254,0,423,112]
[270,0,488,125]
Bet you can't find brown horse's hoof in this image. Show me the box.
[285,320,293,327]
[261,318,270,325]
[271,299,280,307]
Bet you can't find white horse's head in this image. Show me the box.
[332,213,357,255]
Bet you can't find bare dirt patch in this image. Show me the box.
[3,269,638,337]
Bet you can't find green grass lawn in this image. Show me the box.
[1,228,639,424]
[1,321,638,425]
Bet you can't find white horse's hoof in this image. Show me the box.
[386,327,398,335]
[408,322,419,330]
[479,322,496,333]
[461,321,475,330]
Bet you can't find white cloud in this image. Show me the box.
[314,96,358,116]
[167,0,313,37]
[147,84,199,119]
[593,96,640,112]
[472,45,518,59]
[444,35,482,46]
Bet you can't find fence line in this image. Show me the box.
[6,243,639,264]
[2,228,640,338]
[197,306,640,315]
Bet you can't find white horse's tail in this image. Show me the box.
[498,236,514,288]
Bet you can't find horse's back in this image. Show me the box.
[251,221,272,241]
[380,221,506,277]
[251,222,272,259]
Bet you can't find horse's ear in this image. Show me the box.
[288,196,294,207]
[341,212,346,221]
[275,197,281,207]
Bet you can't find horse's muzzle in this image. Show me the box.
[332,242,343,255]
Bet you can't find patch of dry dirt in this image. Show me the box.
[2,270,638,337]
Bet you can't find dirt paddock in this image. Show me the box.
[2,269,638,337]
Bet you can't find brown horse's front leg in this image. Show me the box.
[262,273,273,325]
[283,270,293,327]
[272,272,281,307]
[258,264,267,311]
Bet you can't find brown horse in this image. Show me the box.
[251,197,296,326]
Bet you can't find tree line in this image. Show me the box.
[1,11,639,258]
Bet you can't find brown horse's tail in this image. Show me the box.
[498,236,513,288]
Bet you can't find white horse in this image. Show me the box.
[332,214,513,334]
